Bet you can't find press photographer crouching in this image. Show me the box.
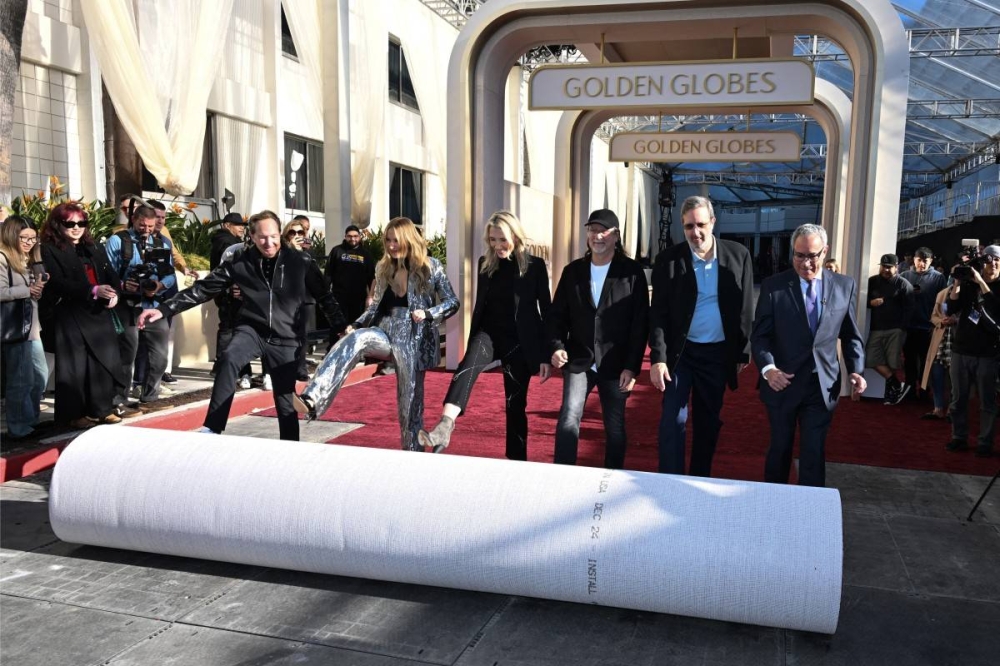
[105,203,175,414]
[944,243,1000,457]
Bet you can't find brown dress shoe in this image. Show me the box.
[98,413,123,424]
[69,417,97,429]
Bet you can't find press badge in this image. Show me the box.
[969,309,981,325]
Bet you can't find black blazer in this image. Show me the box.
[649,238,754,390]
[39,242,120,374]
[469,254,551,369]
[751,268,865,412]
[546,253,649,378]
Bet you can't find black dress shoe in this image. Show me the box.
[946,439,969,452]
[161,373,178,384]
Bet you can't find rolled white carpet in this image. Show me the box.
[50,426,842,632]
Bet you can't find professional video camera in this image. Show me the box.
[123,237,173,299]
[952,238,985,281]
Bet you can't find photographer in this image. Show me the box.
[105,205,175,412]
[944,244,1000,458]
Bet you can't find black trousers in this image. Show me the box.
[764,373,834,487]
[444,331,533,460]
[903,327,932,391]
[54,325,117,424]
[205,326,300,440]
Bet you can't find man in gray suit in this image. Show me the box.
[751,224,867,486]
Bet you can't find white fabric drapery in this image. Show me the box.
[399,10,456,192]
[214,116,265,218]
[79,0,235,195]
[283,0,386,228]
[346,1,385,227]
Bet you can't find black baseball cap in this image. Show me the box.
[879,253,898,266]
[222,212,247,226]
[586,209,619,230]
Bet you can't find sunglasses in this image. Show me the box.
[288,229,306,237]
[62,219,89,229]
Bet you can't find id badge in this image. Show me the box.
[969,309,981,325]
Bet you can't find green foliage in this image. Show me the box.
[307,231,327,268]
[426,233,447,266]
[164,208,216,259]
[362,226,384,262]
[8,177,119,241]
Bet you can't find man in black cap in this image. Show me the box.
[648,195,754,477]
[325,224,375,349]
[546,208,649,469]
[866,252,914,404]
[210,212,251,385]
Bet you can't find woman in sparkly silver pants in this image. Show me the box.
[294,217,459,450]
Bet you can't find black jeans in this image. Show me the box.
[656,341,727,477]
[206,326,300,440]
[444,331,533,460]
[554,369,630,469]
[903,327,932,391]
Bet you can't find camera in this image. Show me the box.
[951,238,984,281]
[123,242,173,300]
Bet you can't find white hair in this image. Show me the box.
[791,224,828,247]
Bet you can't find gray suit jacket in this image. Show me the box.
[751,268,864,411]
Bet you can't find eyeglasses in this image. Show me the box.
[62,219,88,229]
[792,251,824,262]
[18,236,38,244]
[288,229,306,237]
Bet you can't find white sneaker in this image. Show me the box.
[196,426,218,434]
[237,376,251,390]
[158,384,175,396]
[262,374,272,391]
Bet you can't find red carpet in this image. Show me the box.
[262,361,996,478]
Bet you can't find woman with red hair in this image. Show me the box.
[39,202,124,427]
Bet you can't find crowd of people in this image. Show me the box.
[3,196,997,483]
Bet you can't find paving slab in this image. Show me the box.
[107,623,428,666]
[182,568,509,665]
[0,486,58,558]
[216,414,362,442]
[0,594,164,666]
[453,596,783,666]
[886,514,1000,602]
[949,472,1000,524]
[0,541,266,621]
[840,510,912,593]
[787,585,1000,666]
[828,464,977,520]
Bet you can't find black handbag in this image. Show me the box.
[1,253,33,344]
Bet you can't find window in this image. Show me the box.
[388,39,419,110]
[390,165,422,225]
[280,7,298,58]
[284,134,324,213]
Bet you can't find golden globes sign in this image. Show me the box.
[528,59,814,110]
[610,131,802,162]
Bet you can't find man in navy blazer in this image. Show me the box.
[751,223,867,487]
[649,196,754,477]
[546,209,649,469]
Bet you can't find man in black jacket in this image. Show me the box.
[546,209,649,469]
[649,196,754,477]
[325,225,375,324]
[209,212,249,382]
[137,212,346,440]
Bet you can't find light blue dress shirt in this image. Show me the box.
[688,247,725,343]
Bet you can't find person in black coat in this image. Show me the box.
[38,202,124,428]
[138,211,346,441]
[648,195,754,477]
[209,212,250,382]
[546,209,649,470]
[418,211,551,459]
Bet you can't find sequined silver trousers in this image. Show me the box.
[300,308,426,451]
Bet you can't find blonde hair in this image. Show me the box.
[481,210,529,277]
[281,219,306,244]
[376,217,431,293]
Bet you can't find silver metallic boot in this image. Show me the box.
[418,416,455,453]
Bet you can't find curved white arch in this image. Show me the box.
[447,0,908,365]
